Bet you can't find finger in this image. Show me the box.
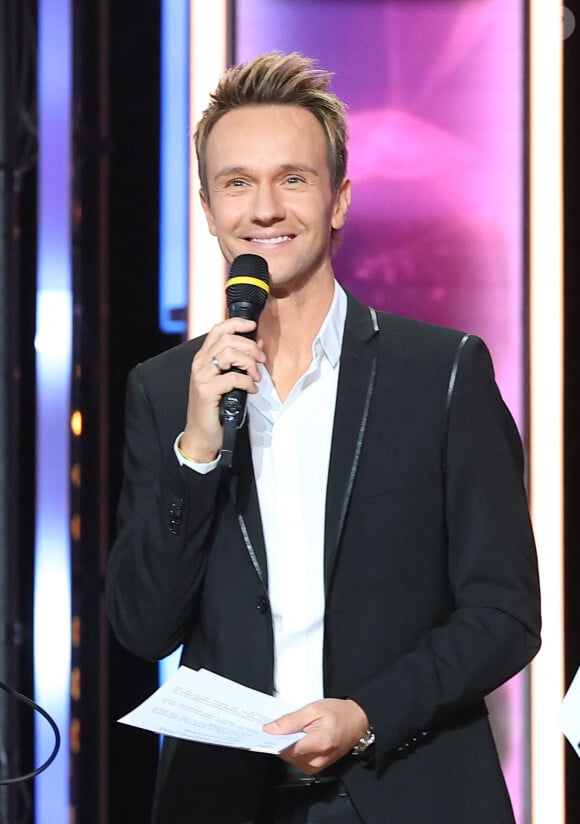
[216,371,261,397]
[201,317,258,350]
[195,372,260,410]
[209,346,265,381]
[263,712,300,735]
[278,742,332,775]
[212,316,258,336]
[201,336,263,363]
[282,726,333,757]
[264,706,318,735]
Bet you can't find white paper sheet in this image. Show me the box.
[118,666,305,754]
[560,664,580,759]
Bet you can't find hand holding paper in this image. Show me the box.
[264,697,369,774]
[118,666,305,755]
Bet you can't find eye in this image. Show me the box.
[226,178,248,188]
[285,175,305,185]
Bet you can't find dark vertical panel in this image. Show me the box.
[107,1,180,821]
[70,1,113,821]
[0,3,21,821]
[564,4,580,822]
[0,0,36,820]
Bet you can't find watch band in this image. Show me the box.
[351,725,375,756]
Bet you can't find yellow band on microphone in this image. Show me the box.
[225,276,270,294]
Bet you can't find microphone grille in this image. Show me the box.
[226,254,270,308]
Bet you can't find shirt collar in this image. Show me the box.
[312,281,347,369]
[249,281,347,416]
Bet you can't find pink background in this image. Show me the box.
[237,1,528,819]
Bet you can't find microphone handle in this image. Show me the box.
[218,301,262,467]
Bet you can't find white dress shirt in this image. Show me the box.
[176,282,347,708]
[248,283,346,707]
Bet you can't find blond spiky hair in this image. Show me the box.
[194,51,348,196]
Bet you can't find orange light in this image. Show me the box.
[70,513,81,542]
[70,409,82,436]
[70,667,81,702]
[70,462,81,488]
[70,717,81,754]
[71,615,81,648]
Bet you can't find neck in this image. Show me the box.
[258,274,336,401]
[259,275,335,360]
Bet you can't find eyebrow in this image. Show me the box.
[213,163,320,180]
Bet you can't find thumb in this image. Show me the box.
[263,710,301,735]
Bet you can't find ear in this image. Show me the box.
[331,178,351,231]
[200,189,217,236]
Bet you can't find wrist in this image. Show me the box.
[342,698,374,757]
[178,434,219,464]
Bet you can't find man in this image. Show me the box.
[106,52,541,823]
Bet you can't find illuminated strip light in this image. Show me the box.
[34,0,72,821]
[529,3,565,823]
[187,0,229,337]
[159,0,190,334]
[159,0,229,688]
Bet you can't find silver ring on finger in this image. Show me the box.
[211,355,222,372]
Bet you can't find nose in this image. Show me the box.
[250,182,285,225]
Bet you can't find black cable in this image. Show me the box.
[0,680,61,785]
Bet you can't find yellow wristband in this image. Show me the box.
[177,442,195,462]
[177,437,217,465]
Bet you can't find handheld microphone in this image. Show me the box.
[219,254,270,467]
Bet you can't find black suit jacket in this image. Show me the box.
[106,293,541,823]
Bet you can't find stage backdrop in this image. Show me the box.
[235,0,528,820]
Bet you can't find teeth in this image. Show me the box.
[251,236,290,244]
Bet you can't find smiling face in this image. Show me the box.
[200,104,351,297]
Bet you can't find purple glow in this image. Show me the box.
[159,0,189,334]
[236,1,527,819]
[35,0,72,822]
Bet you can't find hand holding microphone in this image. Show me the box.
[218,255,270,456]
[181,254,270,467]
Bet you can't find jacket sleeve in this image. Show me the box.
[105,362,224,660]
[348,335,541,767]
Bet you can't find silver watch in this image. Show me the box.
[351,726,375,756]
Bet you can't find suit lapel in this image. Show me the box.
[324,295,378,591]
[229,293,379,595]
[229,425,269,590]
